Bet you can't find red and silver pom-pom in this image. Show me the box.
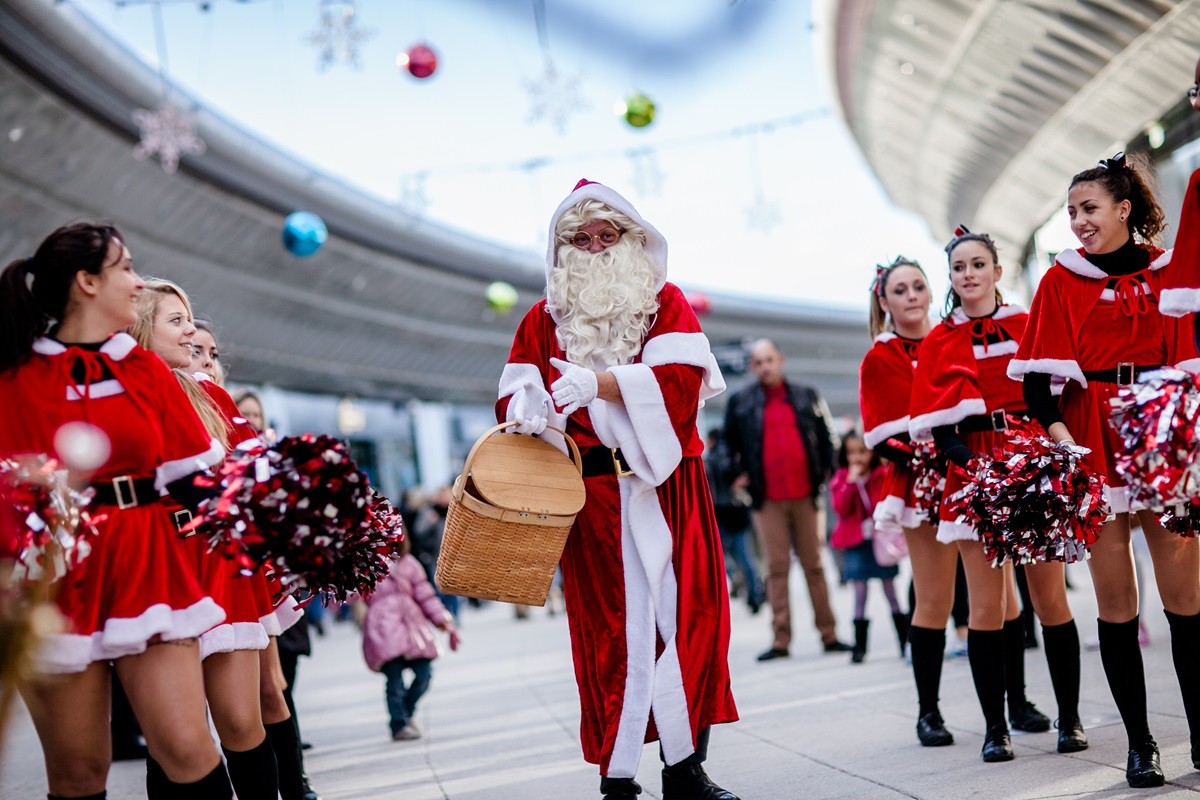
[910,441,947,526]
[943,434,1105,566]
[1109,368,1200,535]
[192,434,405,600]
[1,456,105,582]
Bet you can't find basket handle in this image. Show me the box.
[463,420,583,478]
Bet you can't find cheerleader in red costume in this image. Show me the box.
[0,223,232,799]
[1010,154,1200,788]
[130,279,279,800]
[191,317,318,800]
[1157,56,1200,320]
[859,256,959,748]
[910,229,1083,763]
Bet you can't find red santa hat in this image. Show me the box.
[1160,168,1200,316]
[545,179,668,292]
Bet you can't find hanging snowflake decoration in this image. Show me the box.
[745,191,782,233]
[307,0,374,71]
[131,101,206,174]
[398,172,429,218]
[627,148,665,197]
[524,60,588,135]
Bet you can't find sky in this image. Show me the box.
[67,0,956,311]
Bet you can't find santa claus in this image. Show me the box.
[496,180,739,800]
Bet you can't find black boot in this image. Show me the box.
[908,625,952,746]
[1004,618,1049,732]
[1126,740,1165,788]
[1164,609,1200,769]
[1041,620,1087,753]
[1098,617,1162,787]
[661,763,739,800]
[223,736,280,800]
[851,618,869,664]
[599,777,641,799]
[891,611,910,657]
[267,718,321,800]
[968,629,1012,762]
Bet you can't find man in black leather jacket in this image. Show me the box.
[723,339,847,660]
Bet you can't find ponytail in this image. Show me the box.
[0,223,122,372]
[1069,151,1166,244]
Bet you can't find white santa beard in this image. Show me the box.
[548,238,660,367]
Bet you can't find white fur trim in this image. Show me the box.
[641,332,726,406]
[545,183,667,310]
[590,365,683,487]
[1056,248,1170,278]
[873,332,898,344]
[948,304,1026,325]
[1106,485,1130,515]
[607,469,693,777]
[1160,288,1200,317]
[1152,249,1173,269]
[972,340,1019,360]
[199,621,270,659]
[1176,358,1200,374]
[265,595,304,635]
[936,519,979,543]
[32,337,64,355]
[909,398,988,442]
[156,438,223,491]
[34,597,226,674]
[101,333,137,360]
[1007,358,1087,387]
[864,417,909,450]
[1099,282,1150,302]
[66,378,124,400]
[873,495,905,531]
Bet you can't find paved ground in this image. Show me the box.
[3,553,1200,799]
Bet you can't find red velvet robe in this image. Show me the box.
[1010,246,1199,511]
[1160,169,1200,317]
[0,334,225,673]
[496,283,737,778]
[859,332,922,531]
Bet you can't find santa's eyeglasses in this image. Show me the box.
[571,228,624,249]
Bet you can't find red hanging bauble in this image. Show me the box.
[397,43,438,79]
[687,292,712,317]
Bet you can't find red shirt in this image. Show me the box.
[761,383,812,501]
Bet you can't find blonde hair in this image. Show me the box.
[132,278,229,450]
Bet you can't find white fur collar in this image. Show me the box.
[32,332,136,361]
[948,303,1026,326]
[1055,247,1171,279]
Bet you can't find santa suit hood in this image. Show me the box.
[545,180,668,323]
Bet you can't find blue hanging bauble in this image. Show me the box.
[282,211,328,257]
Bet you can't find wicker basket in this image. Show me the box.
[434,421,585,606]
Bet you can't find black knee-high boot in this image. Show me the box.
[1041,620,1087,752]
[223,735,279,800]
[1097,617,1152,747]
[968,628,1013,762]
[1004,618,1049,732]
[266,717,317,800]
[1164,609,1200,768]
[147,761,233,800]
[908,625,952,746]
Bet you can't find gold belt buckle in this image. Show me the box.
[1117,362,1135,386]
[611,448,634,478]
[113,475,137,509]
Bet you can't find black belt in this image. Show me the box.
[956,409,1029,434]
[1083,363,1163,386]
[580,447,634,478]
[89,475,159,509]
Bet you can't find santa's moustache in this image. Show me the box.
[549,235,660,367]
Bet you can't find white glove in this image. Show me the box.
[509,380,550,436]
[550,357,599,416]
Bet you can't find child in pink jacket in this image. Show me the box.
[362,538,458,740]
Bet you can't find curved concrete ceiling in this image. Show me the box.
[821,0,1200,260]
[0,0,869,412]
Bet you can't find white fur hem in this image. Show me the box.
[909,398,987,442]
[864,417,909,450]
[593,364,682,487]
[199,621,270,659]
[973,340,1018,360]
[156,439,224,491]
[936,519,979,544]
[1160,288,1200,317]
[641,332,726,406]
[1176,358,1200,375]
[263,595,304,636]
[1007,358,1087,388]
[35,597,226,674]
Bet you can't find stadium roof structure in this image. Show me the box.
[820,0,1200,262]
[0,0,868,412]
